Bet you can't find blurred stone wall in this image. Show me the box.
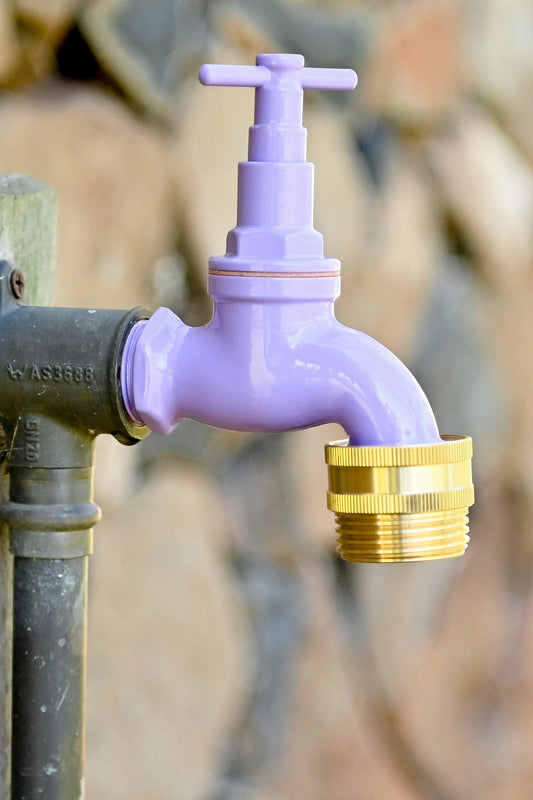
[1,0,532,798]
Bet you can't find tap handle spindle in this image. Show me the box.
[199,53,357,162]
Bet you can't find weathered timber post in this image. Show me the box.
[0,175,57,797]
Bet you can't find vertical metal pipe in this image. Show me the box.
[0,174,57,799]
[11,557,87,799]
[2,458,100,800]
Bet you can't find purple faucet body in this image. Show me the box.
[122,54,441,447]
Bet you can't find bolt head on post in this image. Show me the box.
[9,268,25,299]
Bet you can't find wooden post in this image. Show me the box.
[0,175,56,796]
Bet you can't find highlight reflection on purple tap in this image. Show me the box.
[121,53,474,563]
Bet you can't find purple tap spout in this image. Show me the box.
[123,278,440,444]
[121,54,441,447]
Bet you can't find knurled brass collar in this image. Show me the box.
[325,435,474,562]
[325,434,472,467]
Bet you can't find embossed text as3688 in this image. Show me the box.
[5,363,96,383]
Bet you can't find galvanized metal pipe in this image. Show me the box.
[5,462,99,800]
[11,556,88,799]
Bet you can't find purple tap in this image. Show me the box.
[121,53,441,447]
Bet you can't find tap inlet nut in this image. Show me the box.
[325,435,474,562]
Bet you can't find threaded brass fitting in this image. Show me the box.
[325,435,474,562]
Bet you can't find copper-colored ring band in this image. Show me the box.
[209,269,341,278]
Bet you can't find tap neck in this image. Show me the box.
[210,294,335,333]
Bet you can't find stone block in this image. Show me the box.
[363,0,463,126]
[81,0,209,116]
[344,139,442,359]
[0,83,177,308]
[0,2,21,83]
[426,108,533,288]
[255,560,420,800]
[14,0,80,36]
[464,0,533,159]
[86,463,250,800]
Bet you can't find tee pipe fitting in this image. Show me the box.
[122,54,474,562]
[0,260,149,798]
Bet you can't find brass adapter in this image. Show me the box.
[325,435,474,562]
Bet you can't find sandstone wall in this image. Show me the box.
[1,1,532,798]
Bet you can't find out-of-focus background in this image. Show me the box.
[0,0,532,797]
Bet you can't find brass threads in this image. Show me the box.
[325,436,474,563]
[335,510,469,562]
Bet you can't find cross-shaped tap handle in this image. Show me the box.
[198,53,357,92]
[199,54,357,162]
